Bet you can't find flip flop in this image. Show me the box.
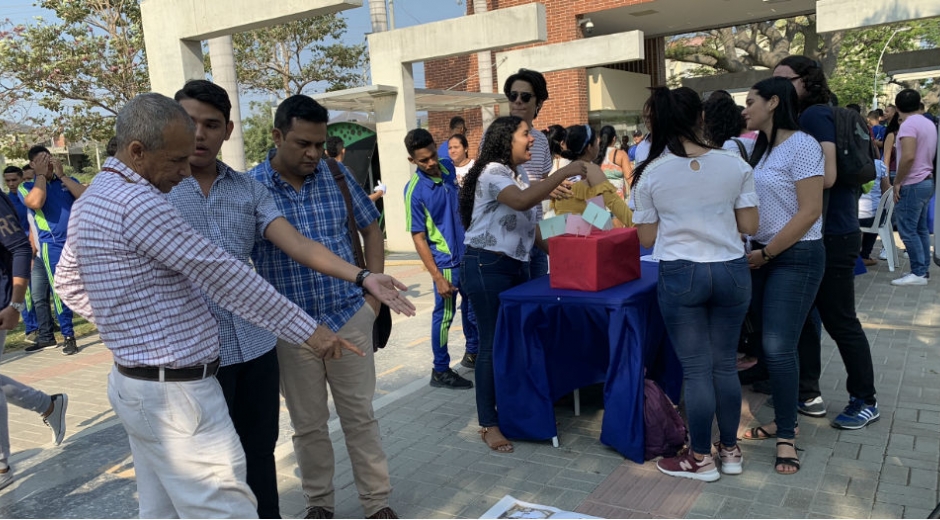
[480,427,514,453]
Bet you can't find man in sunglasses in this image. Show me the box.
[502,68,568,278]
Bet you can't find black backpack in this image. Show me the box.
[832,106,878,187]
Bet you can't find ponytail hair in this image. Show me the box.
[545,124,567,157]
[559,124,595,161]
[593,125,617,165]
[458,116,523,229]
[630,86,713,188]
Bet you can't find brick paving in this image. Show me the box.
[0,247,938,518]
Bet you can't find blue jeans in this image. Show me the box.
[431,266,479,372]
[894,178,934,277]
[461,248,530,427]
[657,258,751,455]
[529,246,549,279]
[751,240,824,440]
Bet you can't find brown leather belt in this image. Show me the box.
[115,358,220,382]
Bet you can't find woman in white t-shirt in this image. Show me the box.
[458,116,584,454]
[448,134,474,186]
[631,87,759,483]
[739,77,826,476]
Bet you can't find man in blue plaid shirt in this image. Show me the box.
[248,95,398,520]
[168,82,412,519]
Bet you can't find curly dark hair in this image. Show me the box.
[703,95,746,147]
[458,116,523,229]
[775,56,831,113]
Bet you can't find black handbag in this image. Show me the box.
[326,158,391,352]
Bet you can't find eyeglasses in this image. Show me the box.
[508,91,534,103]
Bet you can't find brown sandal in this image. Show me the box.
[480,427,514,453]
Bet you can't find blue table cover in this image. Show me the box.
[493,260,681,463]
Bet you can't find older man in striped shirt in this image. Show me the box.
[55,93,363,519]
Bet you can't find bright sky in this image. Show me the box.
[0,0,467,117]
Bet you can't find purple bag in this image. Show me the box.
[643,379,687,461]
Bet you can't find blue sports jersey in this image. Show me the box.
[18,177,78,244]
[404,158,465,269]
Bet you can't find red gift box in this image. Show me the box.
[548,227,641,291]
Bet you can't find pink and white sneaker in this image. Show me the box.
[715,443,743,474]
[656,449,720,482]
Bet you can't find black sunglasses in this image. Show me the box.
[508,91,534,103]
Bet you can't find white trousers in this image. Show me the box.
[107,367,258,518]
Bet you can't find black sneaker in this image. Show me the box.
[430,369,473,389]
[25,331,38,343]
[62,337,79,356]
[25,339,58,353]
[303,506,334,519]
[460,352,477,369]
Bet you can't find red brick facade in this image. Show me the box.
[425,0,663,157]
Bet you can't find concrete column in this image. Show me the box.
[473,0,495,129]
[208,35,246,171]
[142,36,204,97]
[369,0,388,32]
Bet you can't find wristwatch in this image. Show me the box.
[8,301,25,313]
[355,269,372,287]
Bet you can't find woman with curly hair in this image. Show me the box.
[703,95,755,161]
[459,116,583,453]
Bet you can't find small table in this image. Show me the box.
[493,261,681,463]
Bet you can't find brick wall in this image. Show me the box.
[425,0,660,154]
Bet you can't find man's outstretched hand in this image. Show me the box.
[362,274,417,316]
[305,326,364,359]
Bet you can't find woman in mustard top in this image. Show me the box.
[552,125,633,227]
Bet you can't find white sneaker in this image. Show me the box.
[878,248,888,260]
[43,393,68,446]
[0,468,13,491]
[891,273,928,286]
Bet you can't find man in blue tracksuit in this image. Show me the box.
[404,128,478,389]
[19,146,85,355]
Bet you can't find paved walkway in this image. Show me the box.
[0,249,938,518]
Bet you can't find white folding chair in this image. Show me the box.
[861,187,899,271]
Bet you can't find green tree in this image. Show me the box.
[666,17,844,77]
[242,103,275,166]
[232,14,368,99]
[666,16,940,108]
[0,0,148,143]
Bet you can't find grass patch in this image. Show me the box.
[4,317,98,353]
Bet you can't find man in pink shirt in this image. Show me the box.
[891,89,937,286]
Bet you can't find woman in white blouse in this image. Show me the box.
[739,76,826,476]
[632,87,759,482]
[458,116,583,454]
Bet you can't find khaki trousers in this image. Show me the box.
[277,305,391,516]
